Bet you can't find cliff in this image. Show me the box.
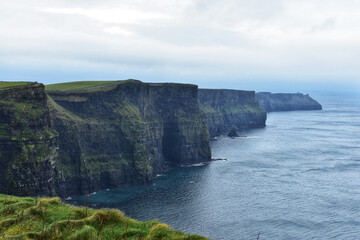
[0,82,58,196]
[0,80,211,197]
[48,80,211,197]
[255,92,322,112]
[0,193,207,239]
[198,89,267,138]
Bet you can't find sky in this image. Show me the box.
[1,0,360,92]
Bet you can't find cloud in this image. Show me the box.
[40,7,172,25]
[0,0,360,90]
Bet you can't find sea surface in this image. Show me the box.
[67,92,360,240]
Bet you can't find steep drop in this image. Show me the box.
[0,80,211,197]
[48,80,211,196]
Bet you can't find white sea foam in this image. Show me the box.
[244,136,260,139]
[180,163,206,167]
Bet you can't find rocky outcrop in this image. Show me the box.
[255,92,322,112]
[0,83,58,196]
[198,89,267,138]
[227,128,239,138]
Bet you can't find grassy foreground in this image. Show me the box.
[0,194,207,240]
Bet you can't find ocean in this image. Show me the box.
[67,92,360,239]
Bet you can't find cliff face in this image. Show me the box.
[256,92,322,112]
[48,80,211,197]
[0,81,211,197]
[0,83,57,196]
[198,89,267,138]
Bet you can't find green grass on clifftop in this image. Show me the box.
[0,82,31,89]
[45,81,117,91]
[0,194,207,240]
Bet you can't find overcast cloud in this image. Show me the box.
[1,0,360,91]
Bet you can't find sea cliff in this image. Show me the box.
[256,92,322,112]
[198,89,267,137]
[48,80,211,197]
[0,81,211,197]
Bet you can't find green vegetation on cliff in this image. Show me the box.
[0,194,207,240]
[45,81,116,91]
[0,82,58,196]
[1,80,211,197]
[0,82,31,89]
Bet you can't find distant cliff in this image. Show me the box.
[0,81,211,197]
[256,92,322,112]
[199,89,266,138]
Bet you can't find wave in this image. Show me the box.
[180,163,206,167]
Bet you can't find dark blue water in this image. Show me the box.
[67,92,360,240]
